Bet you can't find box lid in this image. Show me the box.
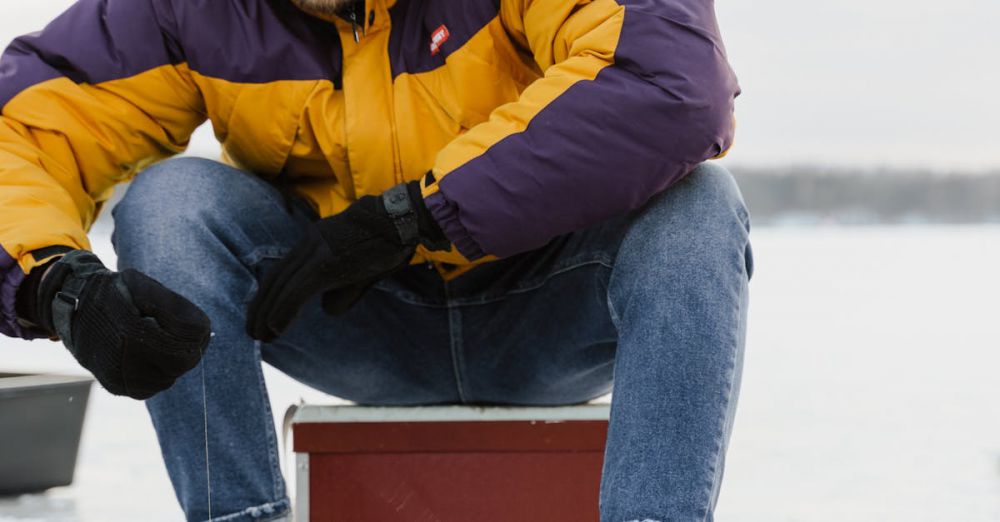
[292,404,610,454]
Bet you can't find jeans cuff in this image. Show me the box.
[205,498,290,522]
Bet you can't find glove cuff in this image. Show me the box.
[379,181,450,252]
[407,179,451,251]
[46,251,108,348]
[15,246,75,335]
[382,183,421,245]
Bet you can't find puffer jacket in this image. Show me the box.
[0,0,739,339]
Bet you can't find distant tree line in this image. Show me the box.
[732,166,1000,225]
[96,165,1000,229]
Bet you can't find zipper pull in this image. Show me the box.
[349,9,360,43]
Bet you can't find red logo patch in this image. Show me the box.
[430,25,450,56]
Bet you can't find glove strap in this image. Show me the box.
[50,251,107,349]
[382,183,420,245]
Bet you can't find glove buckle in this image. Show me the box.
[55,291,80,311]
[382,184,420,245]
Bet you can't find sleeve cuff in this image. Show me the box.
[422,190,487,261]
[0,248,48,340]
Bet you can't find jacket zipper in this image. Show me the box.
[348,8,360,43]
[343,1,368,43]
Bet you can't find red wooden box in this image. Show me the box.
[291,404,610,521]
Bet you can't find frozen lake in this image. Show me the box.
[1,224,999,521]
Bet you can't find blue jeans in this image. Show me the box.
[111,158,752,522]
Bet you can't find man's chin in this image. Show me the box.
[290,0,352,16]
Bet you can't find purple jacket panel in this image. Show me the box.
[425,0,739,259]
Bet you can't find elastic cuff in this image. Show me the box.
[1,248,48,340]
[16,246,75,331]
[422,190,487,261]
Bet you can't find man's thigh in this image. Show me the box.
[260,262,464,405]
[263,214,627,407]
[261,189,635,408]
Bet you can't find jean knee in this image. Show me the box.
[626,164,748,246]
[650,162,747,223]
[112,159,279,275]
[613,163,752,288]
[114,158,249,228]
[114,158,283,245]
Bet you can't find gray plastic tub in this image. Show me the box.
[0,373,93,495]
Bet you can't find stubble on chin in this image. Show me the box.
[290,0,353,16]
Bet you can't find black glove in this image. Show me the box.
[247,180,449,341]
[16,250,212,400]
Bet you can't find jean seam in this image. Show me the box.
[241,270,285,502]
[369,257,616,308]
[370,284,445,308]
[698,242,749,522]
[237,273,285,502]
[252,346,286,502]
[451,307,469,403]
[444,283,469,403]
[450,259,615,307]
[605,283,621,333]
[240,246,292,268]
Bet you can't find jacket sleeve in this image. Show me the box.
[0,0,206,339]
[421,0,739,260]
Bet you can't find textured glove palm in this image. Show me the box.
[19,251,212,400]
[246,180,449,341]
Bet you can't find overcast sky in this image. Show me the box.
[2,0,998,171]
